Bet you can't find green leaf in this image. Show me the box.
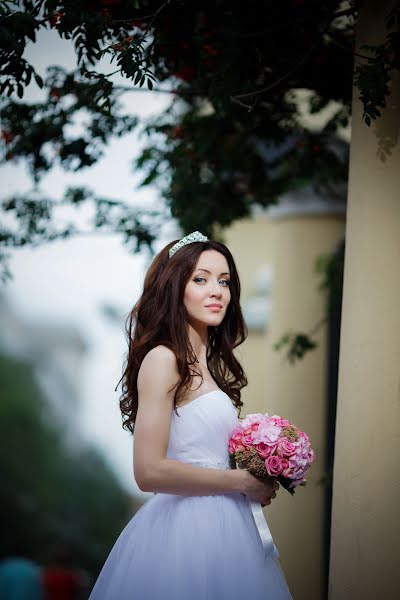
[24,69,32,86]
[34,72,43,88]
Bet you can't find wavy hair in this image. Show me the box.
[117,239,248,433]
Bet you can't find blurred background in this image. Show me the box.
[0,21,170,597]
[1,2,398,599]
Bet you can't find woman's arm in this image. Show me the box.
[133,345,245,496]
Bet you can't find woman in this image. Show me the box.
[89,231,293,599]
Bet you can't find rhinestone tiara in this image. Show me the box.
[168,231,208,258]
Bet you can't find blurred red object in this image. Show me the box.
[42,567,82,600]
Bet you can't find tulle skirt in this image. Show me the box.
[88,491,293,599]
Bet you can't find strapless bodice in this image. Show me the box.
[165,390,239,470]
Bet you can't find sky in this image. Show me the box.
[1,28,178,497]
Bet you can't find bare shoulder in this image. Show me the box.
[138,345,179,392]
[140,345,177,372]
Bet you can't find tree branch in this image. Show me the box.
[231,42,318,110]
[113,0,173,25]
[230,6,356,111]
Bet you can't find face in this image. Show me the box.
[184,250,231,329]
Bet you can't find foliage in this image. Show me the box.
[273,244,344,363]
[1,65,138,178]
[273,330,319,365]
[353,7,400,126]
[0,352,139,577]
[0,1,357,274]
[137,106,349,237]
[0,1,397,243]
[0,1,396,359]
[0,184,161,283]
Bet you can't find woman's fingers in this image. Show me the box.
[262,488,278,506]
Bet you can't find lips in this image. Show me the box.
[206,304,223,309]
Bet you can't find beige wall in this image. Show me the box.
[329,2,400,598]
[226,212,345,600]
[225,218,274,406]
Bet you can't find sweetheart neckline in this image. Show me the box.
[175,389,229,411]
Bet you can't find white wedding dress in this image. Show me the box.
[88,389,293,599]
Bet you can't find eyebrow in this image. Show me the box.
[195,268,230,276]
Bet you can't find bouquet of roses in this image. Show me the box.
[229,412,315,495]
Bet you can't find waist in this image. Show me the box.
[173,458,231,470]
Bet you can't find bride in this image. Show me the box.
[89,231,293,599]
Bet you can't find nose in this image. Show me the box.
[209,279,222,298]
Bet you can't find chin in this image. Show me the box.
[207,316,225,327]
[189,314,225,330]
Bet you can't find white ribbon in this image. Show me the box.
[249,500,279,560]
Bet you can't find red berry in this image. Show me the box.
[173,67,195,82]
[171,126,183,139]
[1,130,14,145]
[49,11,64,27]
[50,88,62,100]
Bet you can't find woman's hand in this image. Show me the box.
[240,470,280,506]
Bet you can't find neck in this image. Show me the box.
[187,323,208,366]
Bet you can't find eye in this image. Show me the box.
[219,279,230,286]
[193,276,206,284]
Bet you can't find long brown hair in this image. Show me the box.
[118,239,248,433]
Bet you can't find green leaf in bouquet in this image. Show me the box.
[277,476,296,496]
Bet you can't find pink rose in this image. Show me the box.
[242,425,258,442]
[229,428,246,453]
[277,437,297,457]
[255,442,276,459]
[279,458,290,476]
[270,415,290,428]
[282,466,294,478]
[242,434,255,448]
[231,414,315,490]
[229,439,244,453]
[265,455,283,476]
